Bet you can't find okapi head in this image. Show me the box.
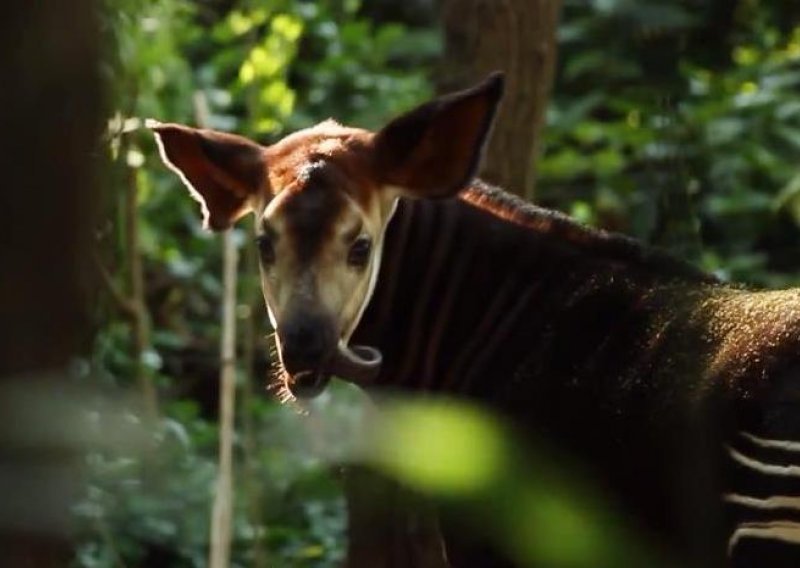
[151,73,504,399]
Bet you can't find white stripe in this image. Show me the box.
[727,446,800,478]
[724,493,800,511]
[741,431,800,453]
[728,521,800,556]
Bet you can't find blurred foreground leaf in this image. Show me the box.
[356,397,665,568]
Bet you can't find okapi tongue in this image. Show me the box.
[330,343,382,383]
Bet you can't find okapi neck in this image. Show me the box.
[351,181,800,406]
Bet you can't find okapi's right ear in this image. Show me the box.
[372,72,504,199]
[148,121,267,230]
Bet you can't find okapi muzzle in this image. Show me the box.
[149,73,503,399]
[275,306,336,398]
[274,307,381,398]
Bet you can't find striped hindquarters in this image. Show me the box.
[725,428,800,567]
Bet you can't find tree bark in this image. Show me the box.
[0,0,101,565]
[439,0,563,200]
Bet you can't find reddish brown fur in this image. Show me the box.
[262,120,379,212]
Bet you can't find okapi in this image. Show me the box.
[150,74,800,567]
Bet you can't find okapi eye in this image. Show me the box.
[347,236,372,268]
[256,235,276,265]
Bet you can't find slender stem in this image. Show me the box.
[210,230,239,568]
[122,137,158,421]
[201,91,240,568]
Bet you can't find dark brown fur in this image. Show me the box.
[352,182,800,566]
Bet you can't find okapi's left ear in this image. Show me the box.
[148,121,267,230]
[372,72,504,198]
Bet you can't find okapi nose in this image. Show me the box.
[278,318,331,373]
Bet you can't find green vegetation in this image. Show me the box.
[77,1,800,566]
[542,1,800,286]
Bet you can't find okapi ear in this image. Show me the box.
[372,72,504,198]
[148,121,267,230]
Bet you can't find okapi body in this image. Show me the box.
[151,74,800,567]
[356,182,800,567]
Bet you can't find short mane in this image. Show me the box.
[461,180,717,284]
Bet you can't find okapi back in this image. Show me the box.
[352,181,800,564]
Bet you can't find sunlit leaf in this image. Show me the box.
[367,400,508,496]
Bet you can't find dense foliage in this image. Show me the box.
[77,0,800,566]
[541,0,800,286]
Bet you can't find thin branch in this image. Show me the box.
[98,130,158,421]
[93,251,137,319]
[123,143,159,421]
[203,90,240,568]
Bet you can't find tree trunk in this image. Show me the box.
[439,0,563,200]
[0,0,101,565]
[342,4,564,565]
[345,4,564,565]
